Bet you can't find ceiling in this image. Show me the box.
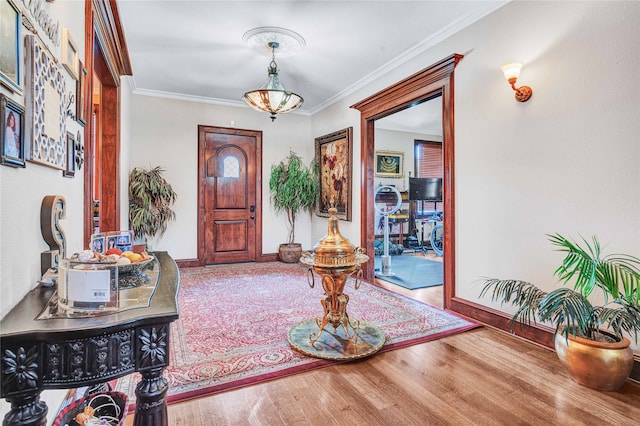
[118,1,507,133]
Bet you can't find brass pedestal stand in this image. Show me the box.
[288,208,385,360]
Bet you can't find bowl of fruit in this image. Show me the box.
[77,248,155,275]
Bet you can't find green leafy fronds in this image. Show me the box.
[480,279,547,330]
[269,151,319,244]
[538,288,594,340]
[548,233,640,305]
[481,234,640,344]
[598,302,640,342]
[128,166,177,241]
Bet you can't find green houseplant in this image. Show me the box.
[269,151,319,263]
[128,166,177,248]
[481,233,640,391]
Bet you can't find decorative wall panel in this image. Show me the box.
[25,35,67,170]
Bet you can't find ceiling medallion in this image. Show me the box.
[242,26,306,57]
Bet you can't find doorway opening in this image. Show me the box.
[371,99,444,298]
[351,53,463,310]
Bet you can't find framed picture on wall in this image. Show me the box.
[375,150,404,178]
[1,94,26,168]
[315,127,353,221]
[63,132,76,177]
[0,0,22,94]
[76,61,87,125]
[61,28,79,80]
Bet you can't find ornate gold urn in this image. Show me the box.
[287,208,386,360]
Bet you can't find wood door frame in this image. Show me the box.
[197,126,263,266]
[82,0,132,244]
[351,53,462,311]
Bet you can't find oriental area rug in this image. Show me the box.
[115,262,479,408]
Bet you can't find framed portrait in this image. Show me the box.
[1,94,25,167]
[0,0,22,94]
[375,150,404,178]
[106,236,117,250]
[76,61,87,125]
[315,127,353,221]
[63,132,76,177]
[61,28,79,80]
[90,235,105,254]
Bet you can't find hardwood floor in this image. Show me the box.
[128,255,640,425]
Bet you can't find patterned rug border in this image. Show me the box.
[119,263,481,410]
[166,315,479,406]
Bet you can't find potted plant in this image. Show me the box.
[128,166,177,250]
[481,233,640,391]
[269,151,319,263]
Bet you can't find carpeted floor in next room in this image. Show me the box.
[374,252,443,290]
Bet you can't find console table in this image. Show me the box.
[0,251,180,426]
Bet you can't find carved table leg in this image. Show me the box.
[133,367,168,426]
[2,393,47,426]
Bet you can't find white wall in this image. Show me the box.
[311,0,640,324]
[0,0,85,317]
[127,94,314,259]
[120,77,134,227]
[453,1,640,303]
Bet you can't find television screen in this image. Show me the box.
[409,177,442,201]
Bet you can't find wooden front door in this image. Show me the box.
[199,126,261,264]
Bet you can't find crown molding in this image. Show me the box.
[130,84,311,116]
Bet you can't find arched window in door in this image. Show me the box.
[222,156,240,178]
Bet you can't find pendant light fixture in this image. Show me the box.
[243,28,305,121]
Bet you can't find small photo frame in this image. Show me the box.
[0,0,22,94]
[1,93,25,167]
[63,132,76,177]
[116,233,131,246]
[91,235,105,253]
[76,62,87,125]
[375,150,404,178]
[61,28,79,80]
[106,236,117,250]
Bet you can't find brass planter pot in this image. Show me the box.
[279,243,302,263]
[554,330,634,391]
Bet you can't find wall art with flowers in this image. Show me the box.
[315,127,352,221]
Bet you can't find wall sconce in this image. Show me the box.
[501,63,532,102]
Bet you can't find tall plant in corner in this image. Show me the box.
[128,166,177,247]
[269,151,319,263]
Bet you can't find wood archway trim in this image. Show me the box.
[82,0,133,244]
[351,53,462,310]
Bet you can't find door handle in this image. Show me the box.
[250,205,256,212]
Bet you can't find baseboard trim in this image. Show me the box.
[631,355,640,383]
[449,297,555,348]
[175,258,200,268]
[175,254,279,267]
[450,297,640,383]
[257,253,279,262]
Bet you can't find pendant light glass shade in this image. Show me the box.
[243,42,303,121]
